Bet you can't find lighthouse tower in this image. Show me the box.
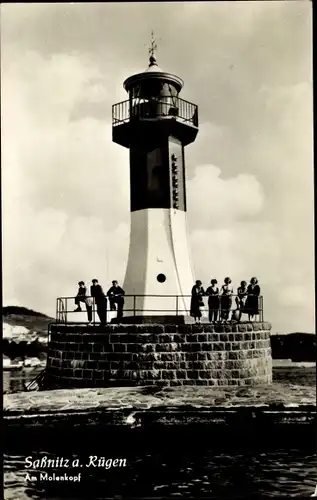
[112,39,199,322]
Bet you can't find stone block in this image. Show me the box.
[196,380,209,385]
[140,344,156,353]
[156,334,174,343]
[207,379,217,385]
[196,352,209,361]
[198,370,213,379]
[110,324,130,334]
[164,324,176,333]
[203,325,215,333]
[178,325,193,334]
[92,343,104,353]
[227,379,238,385]
[214,325,224,333]
[238,324,247,332]
[148,370,162,380]
[113,344,127,352]
[252,349,266,358]
[214,361,225,370]
[191,343,202,352]
[173,334,185,343]
[220,334,229,342]
[150,325,166,333]
[92,370,104,380]
[192,361,209,369]
[127,344,141,353]
[231,342,242,351]
[211,342,225,351]
[176,370,188,379]
[224,325,233,333]
[208,333,219,341]
[185,334,198,343]
[97,361,110,370]
[197,334,210,342]
[192,324,204,333]
[169,380,184,386]
[160,353,182,361]
[228,350,248,360]
[201,342,212,351]
[156,343,171,352]
[83,369,93,379]
[161,370,176,380]
[206,351,221,361]
[234,333,243,342]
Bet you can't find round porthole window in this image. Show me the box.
[157,273,166,283]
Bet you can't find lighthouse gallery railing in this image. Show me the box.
[112,97,198,128]
[56,294,264,324]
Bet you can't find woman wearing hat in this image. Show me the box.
[190,280,206,324]
[220,277,234,323]
[245,277,261,321]
[206,279,220,323]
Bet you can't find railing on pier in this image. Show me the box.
[112,97,198,128]
[55,294,264,325]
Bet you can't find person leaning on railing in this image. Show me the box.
[91,279,107,324]
[73,281,93,324]
[107,280,125,321]
[233,281,248,322]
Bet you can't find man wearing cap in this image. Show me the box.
[90,279,107,324]
[107,280,125,320]
[74,281,93,323]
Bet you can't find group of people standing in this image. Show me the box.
[72,276,261,325]
[190,277,261,324]
[74,279,125,324]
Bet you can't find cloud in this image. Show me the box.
[3,202,129,316]
[187,164,265,228]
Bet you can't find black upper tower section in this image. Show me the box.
[112,49,199,213]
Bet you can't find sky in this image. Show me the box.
[1,2,314,333]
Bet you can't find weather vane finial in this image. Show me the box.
[148,30,158,66]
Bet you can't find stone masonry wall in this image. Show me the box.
[44,323,272,389]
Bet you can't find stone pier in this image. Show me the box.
[43,322,272,389]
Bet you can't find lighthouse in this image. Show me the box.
[112,38,199,322]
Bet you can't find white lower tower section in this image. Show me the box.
[123,208,195,316]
